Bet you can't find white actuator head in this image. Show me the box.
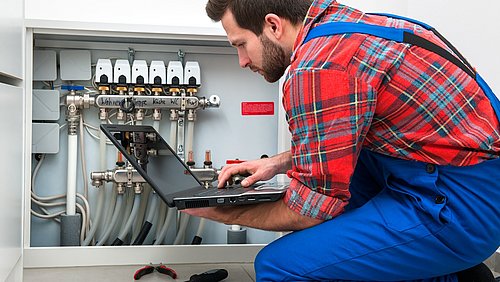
[167,61,184,86]
[132,60,149,85]
[113,59,131,84]
[95,59,113,84]
[184,61,201,87]
[149,61,166,85]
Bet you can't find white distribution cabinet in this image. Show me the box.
[23,20,282,268]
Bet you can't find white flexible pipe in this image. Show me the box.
[154,207,175,245]
[66,134,78,215]
[153,120,160,132]
[82,188,105,246]
[174,212,190,245]
[101,184,117,240]
[169,120,177,149]
[155,201,167,240]
[119,189,135,234]
[186,120,195,158]
[97,121,109,238]
[117,194,141,242]
[133,184,150,240]
[96,194,123,246]
[196,218,206,238]
[145,193,159,223]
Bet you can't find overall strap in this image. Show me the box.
[303,15,500,122]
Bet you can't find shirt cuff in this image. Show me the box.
[283,178,348,220]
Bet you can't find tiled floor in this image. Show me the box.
[24,263,256,282]
[23,263,499,281]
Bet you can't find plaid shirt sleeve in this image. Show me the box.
[282,68,377,220]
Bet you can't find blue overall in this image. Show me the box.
[254,15,500,282]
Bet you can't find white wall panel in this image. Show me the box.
[0,0,24,79]
[25,0,222,31]
[0,84,23,281]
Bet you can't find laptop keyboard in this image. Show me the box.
[194,186,247,197]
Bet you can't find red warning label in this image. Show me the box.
[241,102,275,116]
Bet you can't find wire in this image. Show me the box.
[31,209,65,219]
[79,114,89,199]
[76,202,87,243]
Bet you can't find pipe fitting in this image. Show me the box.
[153,109,162,120]
[134,183,143,194]
[116,183,125,195]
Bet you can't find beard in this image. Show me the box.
[259,34,290,83]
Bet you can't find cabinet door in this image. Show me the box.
[0,0,23,79]
[0,83,23,281]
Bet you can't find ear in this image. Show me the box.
[263,13,284,40]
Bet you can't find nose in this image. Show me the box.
[237,50,250,68]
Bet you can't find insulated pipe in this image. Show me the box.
[118,188,135,235]
[173,212,190,245]
[155,201,167,241]
[145,193,158,224]
[96,194,123,246]
[101,183,117,240]
[185,120,195,160]
[66,134,78,215]
[113,194,141,245]
[82,187,104,246]
[192,216,206,245]
[169,120,178,150]
[96,120,109,238]
[153,120,160,132]
[132,193,158,245]
[154,207,175,245]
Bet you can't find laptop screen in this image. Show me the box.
[103,125,202,204]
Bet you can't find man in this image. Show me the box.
[183,0,500,281]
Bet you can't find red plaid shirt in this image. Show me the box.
[282,0,500,220]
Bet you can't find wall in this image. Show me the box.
[25,0,500,94]
[25,0,222,30]
[341,0,500,95]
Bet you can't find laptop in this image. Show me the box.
[100,124,288,209]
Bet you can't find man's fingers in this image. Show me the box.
[218,164,253,187]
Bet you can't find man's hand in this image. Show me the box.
[217,151,292,188]
[182,200,323,231]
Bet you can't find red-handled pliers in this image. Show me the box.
[134,263,177,280]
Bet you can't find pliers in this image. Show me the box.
[134,263,178,280]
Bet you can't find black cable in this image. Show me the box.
[111,238,124,246]
[132,221,152,245]
[191,235,202,245]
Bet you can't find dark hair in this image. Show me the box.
[206,0,312,35]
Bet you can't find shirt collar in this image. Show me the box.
[291,0,337,60]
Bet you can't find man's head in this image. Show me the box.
[206,0,311,82]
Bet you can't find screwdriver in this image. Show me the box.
[187,268,228,282]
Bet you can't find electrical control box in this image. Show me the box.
[32,89,60,121]
[32,123,60,154]
[33,50,57,81]
[59,50,91,81]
